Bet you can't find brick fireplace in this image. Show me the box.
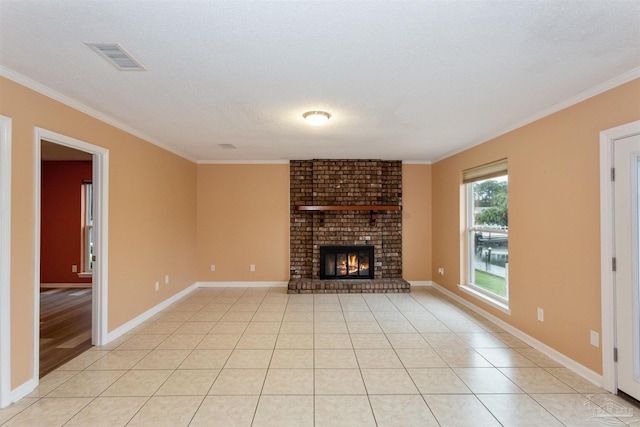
[288,159,410,293]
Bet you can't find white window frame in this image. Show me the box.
[81,182,93,274]
[459,160,510,313]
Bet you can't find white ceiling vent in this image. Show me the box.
[86,43,145,71]
[218,144,237,149]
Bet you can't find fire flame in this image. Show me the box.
[349,254,358,274]
[332,252,370,277]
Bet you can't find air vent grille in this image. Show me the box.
[218,144,237,149]
[86,43,145,71]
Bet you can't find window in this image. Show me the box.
[462,160,509,309]
[81,181,93,274]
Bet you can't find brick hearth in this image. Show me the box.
[289,159,407,294]
[288,278,410,294]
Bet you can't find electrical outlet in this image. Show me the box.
[250,264,255,272]
[155,281,159,291]
[210,264,215,272]
[165,275,169,284]
[537,308,544,322]
[590,330,600,347]
[71,265,77,273]
[437,267,444,275]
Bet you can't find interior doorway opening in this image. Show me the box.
[39,141,94,377]
[33,128,109,386]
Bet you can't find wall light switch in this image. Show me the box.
[71,265,78,273]
[210,264,215,272]
[537,308,544,322]
[590,330,600,347]
[250,264,255,272]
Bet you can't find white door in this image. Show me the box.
[615,133,640,400]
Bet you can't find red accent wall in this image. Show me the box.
[41,161,92,283]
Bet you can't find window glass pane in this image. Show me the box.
[468,175,508,300]
[86,183,93,225]
[87,226,93,271]
[470,231,508,297]
[472,177,508,230]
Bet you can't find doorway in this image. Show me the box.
[39,141,93,376]
[600,120,640,399]
[33,128,108,384]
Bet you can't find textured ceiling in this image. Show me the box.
[1,0,639,162]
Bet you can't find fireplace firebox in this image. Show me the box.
[320,245,374,280]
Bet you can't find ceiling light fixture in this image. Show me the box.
[303,111,331,126]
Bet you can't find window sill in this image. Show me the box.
[458,284,511,315]
[78,272,92,279]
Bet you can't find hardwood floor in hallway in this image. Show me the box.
[39,288,93,378]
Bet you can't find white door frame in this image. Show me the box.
[600,119,640,393]
[33,128,109,384]
[0,115,12,408]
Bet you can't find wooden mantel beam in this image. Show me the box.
[295,205,402,212]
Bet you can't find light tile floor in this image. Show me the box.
[1,286,639,426]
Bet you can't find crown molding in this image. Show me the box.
[433,66,640,163]
[0,66,197,163]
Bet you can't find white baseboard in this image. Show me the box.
[106,282,198,343]
[408,280,434,287]
[428,281,603,387]
[106,281,286,343]
[196,281,288,288]
[40,283,91,289]
[10,378,36,404]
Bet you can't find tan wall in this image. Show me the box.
[197,164,290,282]
[402,164,432,281]
[432,78,640,373]
[0,77,198,388]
